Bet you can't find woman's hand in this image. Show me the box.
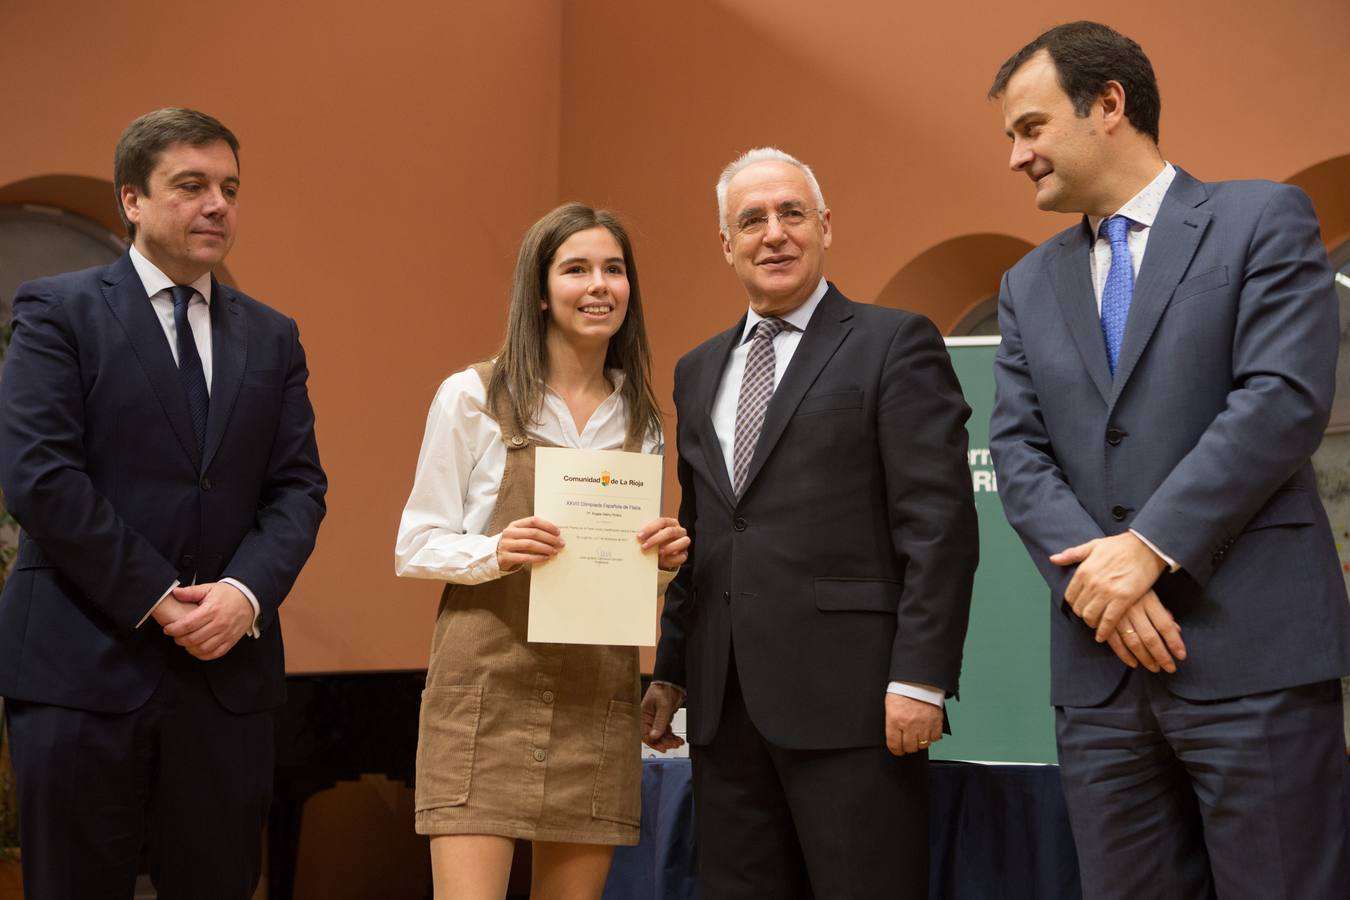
[496,516,564,572]
[637,517,689,571]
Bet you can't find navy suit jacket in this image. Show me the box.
[0,252,326,714]
[653,284,978,749]
[990,168,1350,707]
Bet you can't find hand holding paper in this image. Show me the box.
[496,515,565,572]
[529,447,665,645]
[636,517,689,571]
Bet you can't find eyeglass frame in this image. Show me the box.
[725,204,826,239]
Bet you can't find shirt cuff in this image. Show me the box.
[656,567,678,594]
[887,681,945,709]
[1130,529,1180,573]
[221,577,262,638]
[137,581,180,628]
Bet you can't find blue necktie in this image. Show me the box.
[169,284,209,453]
[1100,215,1134,376]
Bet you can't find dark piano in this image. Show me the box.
[269,670,426,900]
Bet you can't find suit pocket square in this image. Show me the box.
[814,577,901,613]
[1172,266,1229,305]
[794,388,863,416]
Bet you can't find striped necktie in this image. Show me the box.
[732,317,789,495]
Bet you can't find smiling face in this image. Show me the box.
[543,226,631,350]
[720,160,831,316]
[1001,50,1112,216]
[122,139,239,283]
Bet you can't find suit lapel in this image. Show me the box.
[1110,169,1211,402]
[738,286,853,497]
[201,278,247,473]
[101,254,202,470]
[1048,223,1113,404]
[694,320,743,509]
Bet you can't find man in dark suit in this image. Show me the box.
[0,108,326,899]
[988,22,1350,898]
[641,148,978,899]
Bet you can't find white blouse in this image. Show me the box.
[394,366,665,585]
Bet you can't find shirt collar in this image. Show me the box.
[1088,162,1177,239]
[129,245,213,305]
[740,276,828,344]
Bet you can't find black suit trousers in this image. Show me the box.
[6,646,273,900]
[690,652,929,900]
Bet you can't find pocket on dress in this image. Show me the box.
[591,699,641,826]
[415,684,482,811]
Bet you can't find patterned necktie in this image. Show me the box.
[169,284,210,453]
[1100,215,1134,376]
[732,317,789,496]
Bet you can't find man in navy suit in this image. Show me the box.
[0,108,326,899]
[642,148,978,899]
[989,22,1350,898]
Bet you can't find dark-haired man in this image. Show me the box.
[988,21,1349,898]
[0,108,326,899]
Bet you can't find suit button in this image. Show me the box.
[541,690,555,704]
[533,749,547,762]
[1111,505,1127,521]
[734,517,748,531]
[510,435,526,447]
[1106,428,1124,446]
[724,591,731,603]
[180,554,195,567]
[199,477,212,491]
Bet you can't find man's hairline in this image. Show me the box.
[717,160,826,237]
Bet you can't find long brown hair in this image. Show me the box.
[488,203,662,448]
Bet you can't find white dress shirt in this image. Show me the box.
[1086,163,1182,572]
[128,246,262,635]
[712,277,945,710]
[395,366,673,590]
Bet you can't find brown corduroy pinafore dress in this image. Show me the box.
[414,363,642,845]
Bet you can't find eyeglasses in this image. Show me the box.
[728,207,823,238]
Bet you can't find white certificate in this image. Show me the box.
[528,446,663,646]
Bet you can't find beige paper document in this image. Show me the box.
[528,446,662,645]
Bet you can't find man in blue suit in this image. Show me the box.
[0,108,326,899]
[988,22,1350,899]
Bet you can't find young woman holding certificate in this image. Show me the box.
[395,203,689,900]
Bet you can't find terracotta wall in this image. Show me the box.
[2,0,1348,675]
[0,0,564,671]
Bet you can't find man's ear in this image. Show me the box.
[1099,80,1127,133]
[121,183,142,227]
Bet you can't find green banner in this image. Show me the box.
[933,338,1057,764]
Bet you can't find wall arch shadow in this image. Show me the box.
[874,233,1034,335]
[1286,154,1350,248]
[0,174,235,288]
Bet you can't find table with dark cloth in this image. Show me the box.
[604,758,1082,900]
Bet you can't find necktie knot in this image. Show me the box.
[1102,215,1132,246]
[753,317,789,342]
[169,284,196,312]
